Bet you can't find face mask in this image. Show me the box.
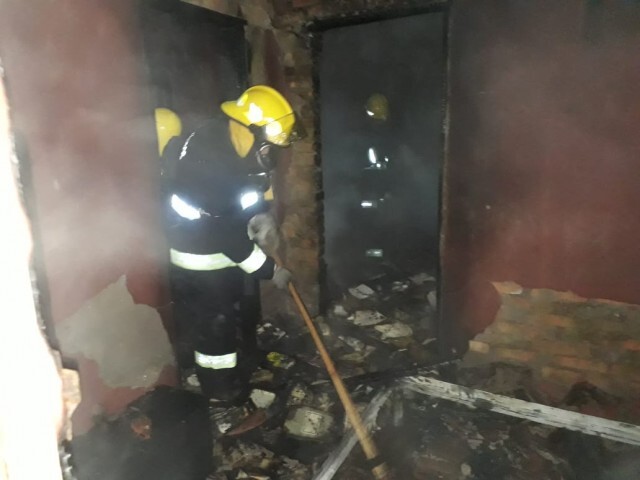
[256,144,277,171]
[246,124,277,172]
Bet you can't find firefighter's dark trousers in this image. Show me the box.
[169,265,261,401]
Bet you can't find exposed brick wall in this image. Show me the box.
[232,0,321,316]
[465,282,640,404]
[271,3,640,424]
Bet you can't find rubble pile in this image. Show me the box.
[205,356,383,479]
[214,277,557,479]
[195,272,441,478]
[205,360,640,479]
[259,272,440,380]
[72,274,640,479]
[389,392,573,480]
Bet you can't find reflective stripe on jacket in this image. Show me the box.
[170,243,267,274]
[194,351,237,370]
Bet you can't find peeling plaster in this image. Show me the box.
[57,276,174,389]
[466,284,640,404]
[240,0,274,29]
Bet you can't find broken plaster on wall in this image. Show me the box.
[240,0,274,29]
[466,282,640,402]
[57,275,174,389]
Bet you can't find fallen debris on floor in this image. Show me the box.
[250,389,277,410]
[69,271,640,479]
[401,376,640,446]
[314,389,392,480]
[348,284,376,300]
[284,407,335,440]
[375,321,413,339]
[72,362,640,480]
[349,310,386,327]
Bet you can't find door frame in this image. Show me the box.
[134,0,250,340]
[308,2,457,360]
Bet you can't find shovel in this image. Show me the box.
[275,255,392,480]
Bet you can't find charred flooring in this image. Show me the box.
[69,273,640,479]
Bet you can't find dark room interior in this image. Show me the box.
[1,1,640,479]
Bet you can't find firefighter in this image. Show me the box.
[157,86,298,402]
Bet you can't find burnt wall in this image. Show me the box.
[444,0,640,341]
[254,0,448,318]
[270,0,640,382]
[0,0,175,433]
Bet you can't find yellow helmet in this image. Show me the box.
[221,85,296,146]
[365,93,389,121]
[154,108,182,155]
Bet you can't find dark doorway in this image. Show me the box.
[138,0,257,360]
[319,12,446,295]
[139,0,248,133]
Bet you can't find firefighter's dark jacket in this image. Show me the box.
[161,115,275,279]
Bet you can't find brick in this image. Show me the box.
[492,321,521,335]
[541,367,583,385]
[610,364,640,381]
[292,0,320,8]
[589,379,617,396]
[494,348,535,363]
[622,339,640,352]
[291,140,315,154]
[541,315,576,329]
[468,340,490,354]
[501,294,536,309]
[586,347,623,364]
[552,356,608,374]
[617,349,640,366]
[588,320,636,337]
[531,288,583,304]
[494,305,534,324]
[537,340,591,358]
[493,321,544,340]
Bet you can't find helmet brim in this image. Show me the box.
[221,100,247,125]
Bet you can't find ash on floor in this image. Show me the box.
[258,272,440,380]
[72,362,640,479]
[72,268,640,480]
[208,360,640,480]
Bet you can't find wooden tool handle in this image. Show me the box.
[276,259,392,479]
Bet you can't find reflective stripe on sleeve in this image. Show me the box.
[237,244,268,274]
[195,351,237,370]
[179,132,195,160]
[170,194,202,220]
[170,249,236,271]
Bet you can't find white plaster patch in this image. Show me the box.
[492,281,524,295]
[57,276,174,388]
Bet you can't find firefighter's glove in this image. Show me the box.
[248,213,280,255]
[272,266,292,290]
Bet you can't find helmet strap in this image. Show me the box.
[255,143,276,172]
